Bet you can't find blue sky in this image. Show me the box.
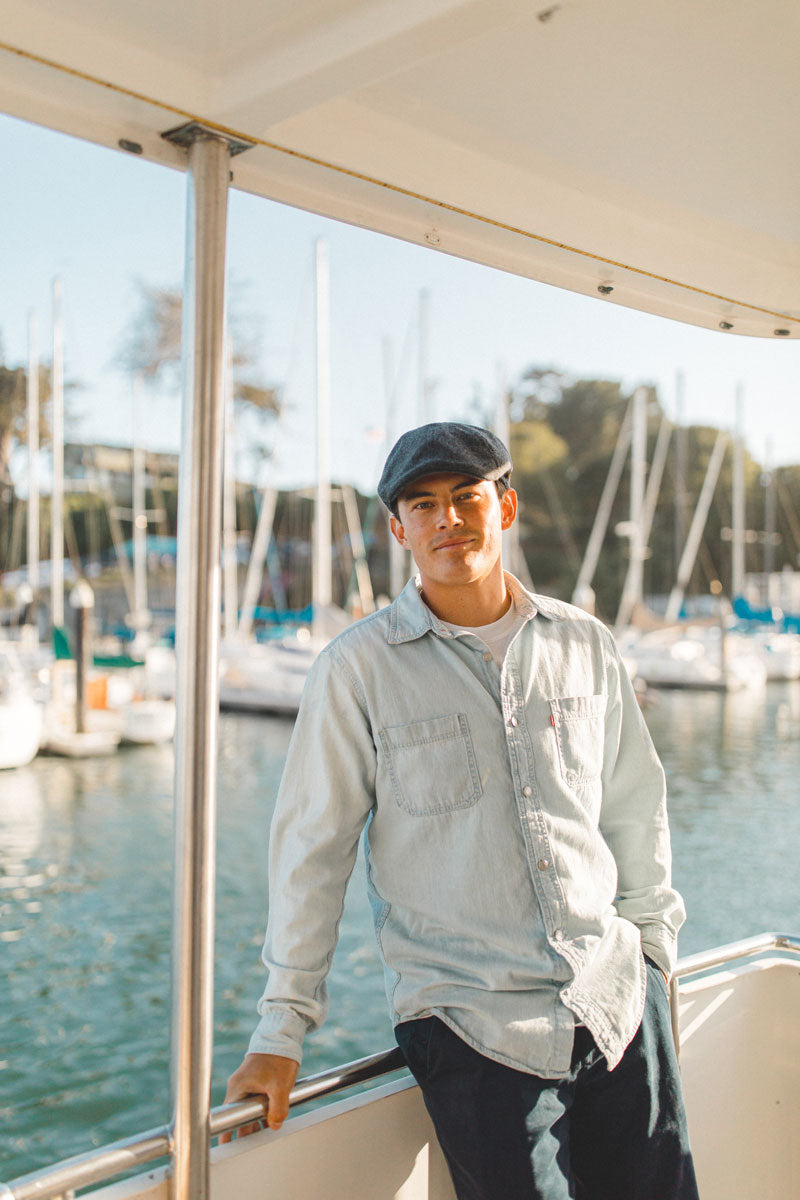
[2,111,799,496]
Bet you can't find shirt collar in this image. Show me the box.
[387,571,564,645]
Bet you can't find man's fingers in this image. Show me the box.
[219,1115,266,1144]
[220,1053,299,1139]
[264,1084,290,1130]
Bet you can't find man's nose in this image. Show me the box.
[436,504,463,528]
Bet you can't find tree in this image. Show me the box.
[505,364,800,618]
[117,280,280,417]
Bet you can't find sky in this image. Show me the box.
[2,110,800,498]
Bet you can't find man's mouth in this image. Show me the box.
[434,537,474,551]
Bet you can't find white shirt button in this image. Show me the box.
[509,715,518,727]
[483,651,492,662]
[537,858,550,870]
[522,785,532,798]
[553,928,564,941]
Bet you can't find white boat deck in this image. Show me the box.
[87,949,798,1200]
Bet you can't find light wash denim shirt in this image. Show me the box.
[249,574,685,1077]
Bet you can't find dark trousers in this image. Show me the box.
[394,961,700,1200]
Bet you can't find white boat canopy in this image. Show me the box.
[1,0,797,338]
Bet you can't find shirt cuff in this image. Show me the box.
[638,925,677,980]
[248,1005,308,1065]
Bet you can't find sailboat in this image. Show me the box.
[1,3,798,1199]
[218,239,350,715]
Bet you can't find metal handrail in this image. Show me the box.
[5,934,798,1200]
[668,931,799,1059]
[2,1047,407,1200]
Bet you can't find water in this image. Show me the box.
[2,687,799,1180]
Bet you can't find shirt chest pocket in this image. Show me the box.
[548,695,606,788]
[378,713,482,816]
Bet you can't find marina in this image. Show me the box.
[1,0,799,1197]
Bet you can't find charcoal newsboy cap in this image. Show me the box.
[378,421,512,511]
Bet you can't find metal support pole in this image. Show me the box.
[162,122,246,1200]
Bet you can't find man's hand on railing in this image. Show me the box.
[220,1053,300,1141]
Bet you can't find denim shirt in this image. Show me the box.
[248,574,685,1077]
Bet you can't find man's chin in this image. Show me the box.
[431,559,482,584]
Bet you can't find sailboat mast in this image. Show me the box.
[665,431,729,623]
[313,238,332,627]
[238,484,278,640]
[496,363,533,589]
[630,387,647,606]
[132,372,149,631]
[674,371,688,580]
[51,277,65,629]
[27,310,40,605]
[572,394,633,607]
[616,401,672,631]
[764,438,776,577]
[731,385,745,599]
[383,335,408,598]
[615,387,647,627]
[418,287,431,423]
[222,333,238,640]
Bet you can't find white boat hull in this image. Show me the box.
[0,697,43,769]
[119,700,176,745]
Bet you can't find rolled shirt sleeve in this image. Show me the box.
[248,645,377,1064]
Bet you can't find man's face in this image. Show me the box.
[390,473,516,591]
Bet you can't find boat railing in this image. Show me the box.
[4,933,798,1200]
[667,931,800,1058]
[0,1047,407,1200]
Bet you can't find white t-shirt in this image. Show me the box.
[440,594,524,668]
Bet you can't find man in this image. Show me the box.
[225,421,699,1200]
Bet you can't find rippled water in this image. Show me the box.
[2,688,799,1180]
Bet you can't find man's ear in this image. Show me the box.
[390,515,407,547]
[500,488,518,531]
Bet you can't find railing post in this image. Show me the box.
[161,120,252,1200]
